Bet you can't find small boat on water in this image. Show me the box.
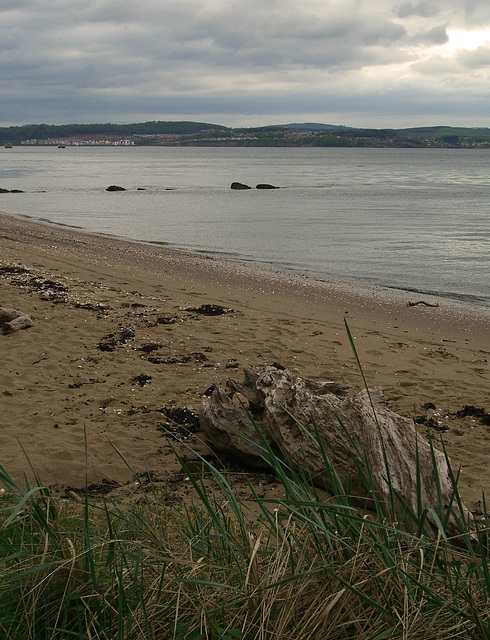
[58,144,66,148]
[4,143,12,148]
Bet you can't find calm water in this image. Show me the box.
[1,146,489,307]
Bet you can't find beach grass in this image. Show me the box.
[1,414,489,640]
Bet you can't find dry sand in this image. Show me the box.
[1,212,489,509]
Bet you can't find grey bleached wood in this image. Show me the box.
[200,366,468,531]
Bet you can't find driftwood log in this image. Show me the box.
[407,300,439,308]
[200,366,467,530]
[0,308,34,333]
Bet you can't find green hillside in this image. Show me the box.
[395,126,490,139]
[1,120,488,146]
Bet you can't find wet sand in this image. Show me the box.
[1,212,489,507]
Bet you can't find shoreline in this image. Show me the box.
[5,205,490,318]
[8,210,490,324]
[1,211,489,507]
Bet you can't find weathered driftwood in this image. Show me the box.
[407,300,439,308]
[0,308,34,333]
[200,366,464,527]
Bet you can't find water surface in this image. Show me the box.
[1,146,488,308]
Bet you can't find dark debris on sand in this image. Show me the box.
[414,415,448,432]
[185,304,233,316]
[96,327,135,351]
[158,407,201,438]
[453,405,490,426]
[148,352,210,365]
[131,374,153,386]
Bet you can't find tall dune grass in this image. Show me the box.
[1,417,489,639]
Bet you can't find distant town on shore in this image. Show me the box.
[1,121,489,148]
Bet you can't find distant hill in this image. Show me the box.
[1,120,488,147]
[0,121,230,144]
[394,126,490,139]
[279,123,490,139]
[277,123,354,132]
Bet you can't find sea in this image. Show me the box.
[1,145,489,310]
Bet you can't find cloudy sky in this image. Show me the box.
[1,0,489,128]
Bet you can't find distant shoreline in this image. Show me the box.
[2,120,489,148]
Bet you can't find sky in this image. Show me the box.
[1,0,489,129]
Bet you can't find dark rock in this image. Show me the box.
[0,308,34,333]
[230,182,251,190]
[106,185,126,191]
[256,183,278,189]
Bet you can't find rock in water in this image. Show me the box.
[200,366,465,529]
[230,182,251,190]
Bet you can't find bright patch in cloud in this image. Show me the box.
[445,29,490,53]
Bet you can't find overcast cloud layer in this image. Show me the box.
[1,0,489,127]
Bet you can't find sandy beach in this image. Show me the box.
[0,211,488,508]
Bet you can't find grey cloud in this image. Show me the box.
[394,2,440,18]
[410,24,448,45]
[455,0,490,28]
[459,43,490,67]
[190,5,408,72]
[0,0,488,128]
[463,0,490,14]
[361,21,406,46]
[1,80,487,122]
[424,25,448,44]
[411,55,465,76]
[394,0,489,27]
